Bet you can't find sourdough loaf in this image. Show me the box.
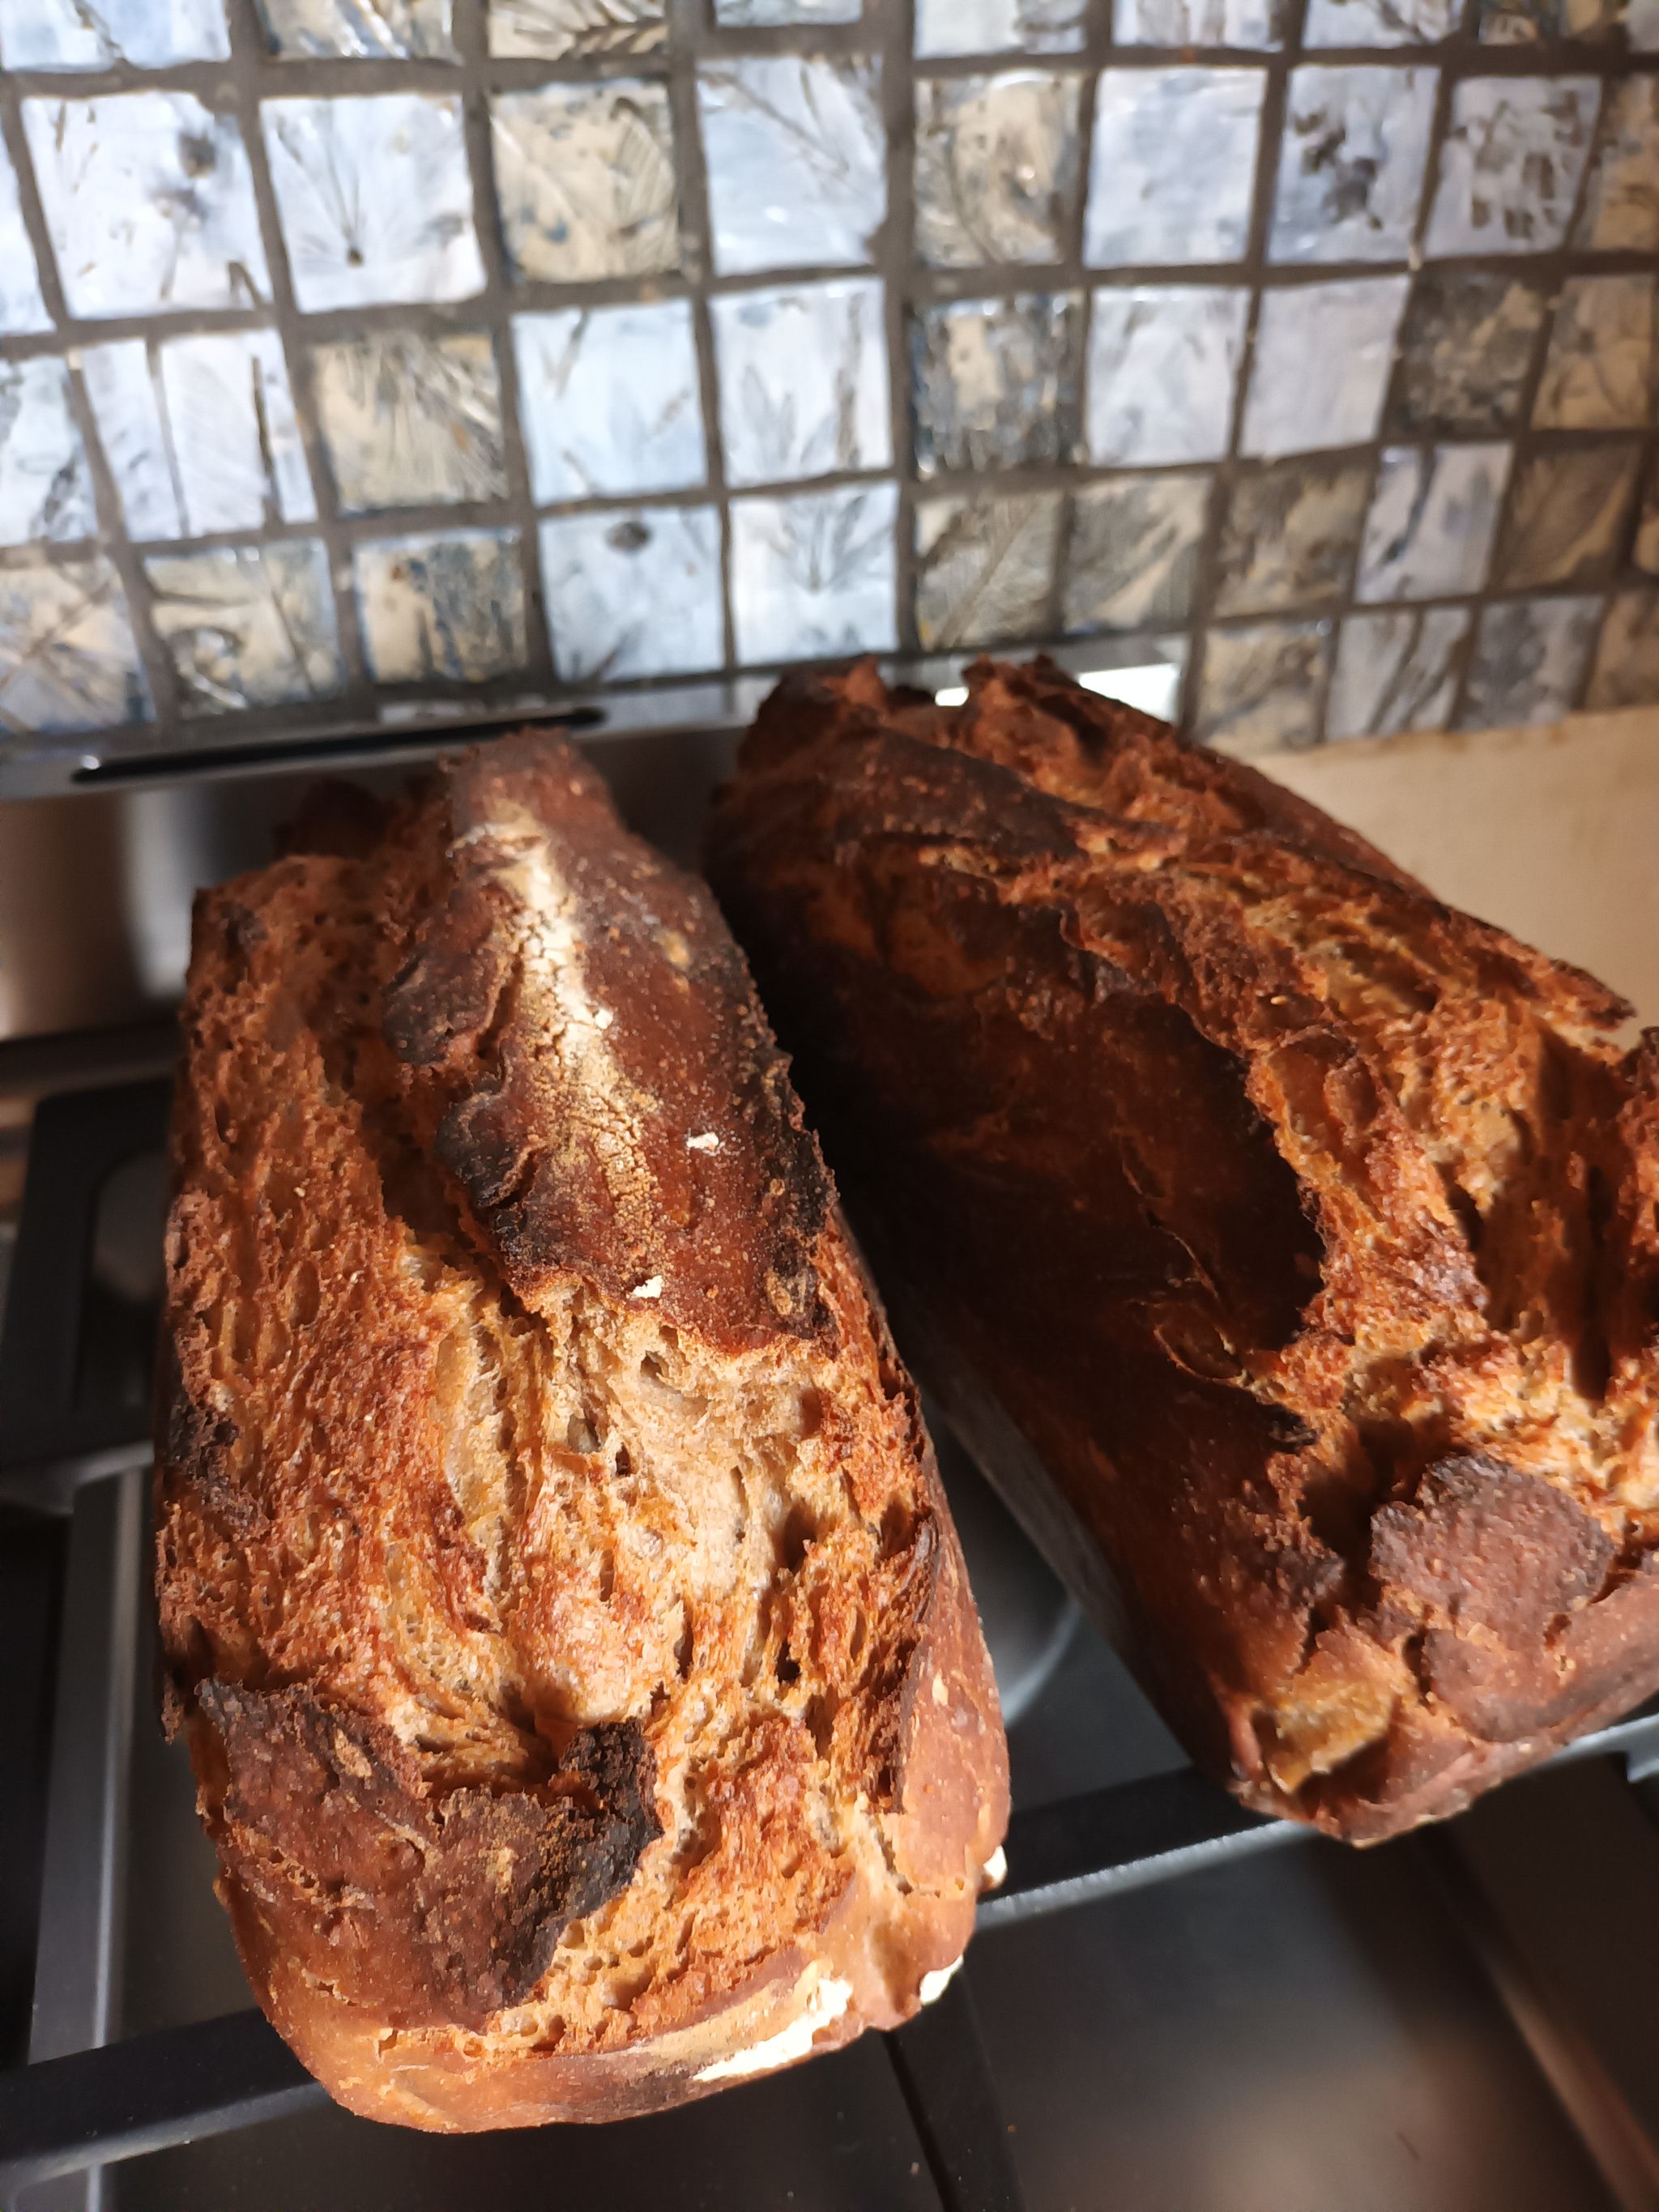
[155,732,1006,2129]
[706,654,1659,1843]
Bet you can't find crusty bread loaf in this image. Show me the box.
[706,654,1659,1844]
[155,732,1007,2129]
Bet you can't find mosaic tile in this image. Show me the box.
[1475,0,1623,39]
[488,0,664,55]
[312,331,505,514]
[1459,595,1601,729]
[1327,607,1470,738]
[1303,0,1461,40]
[1630,0,1659,40]
[513,302,705,504]
[1357,444,1511,604]
[712,280,889,488]
[1636,453,1659,576]
[0,559,149,735]
[914,0,1085,55]
[1116,0,1286,41]
[0,358,94,548]
[1497,445,1643,590]
[83,333,314,543]
[539,507,723,683]
[1425,77,1598,257]
[911,293,1082,478]
[697,58,885,278]
[0,0,228,67]
[1587,586,1659,710]
[1576,79,1659,253]
[253,0,453,55]
[355,530,525,685]
[1533,275,1658,432]
[1085,69,1265,268]
[0,144,48,338]
[262,95,483,313]
[1193,620,1331,752]
[1240,277,1409,459]
[914,491,1062,650]
[1213,459,1368,617]
[716,0,860,19]
[492,81,679,287]
[1385,270,1547,436]
[1269,66,1436,266]
[1086,288,1247,467]
[24,93,268,319]
[914,73,1083,270]
[1063,473,1211,633]
[730,482,897,663]
[145,542,343,715]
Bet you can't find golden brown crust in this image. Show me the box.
[706,655,1659,1844]
[155,731,1007,2126]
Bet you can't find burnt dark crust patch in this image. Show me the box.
[197,1680,660,2028]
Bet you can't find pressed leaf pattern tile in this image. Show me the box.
[1213,458,1370,616]
[914,73,1082,269]
[1269,66,1437,266]
[312,331,505,512]
[1195,620,1332,751]
[0,357,96,547]
[1085,69,1265,268]
[1086,288,1248,466]
[539,506,723,681]
[0,143,49,337]
[354,529,526,684]
[1304,0,1461,40]
[1497,444,1644,588]
[914,0,1086,55]
[252,0,454,57]
[1636,454,1659,575]
[1460,593,1602,726]
[487,0,665,54]
[1241,278,1409,458]
[911,292,1083,477]
[1356,444,1512,602]
[913,490,1063,649]
[0,0,228,68]
[1387,271,1549,435]
[1586,585,1659,709]
[711,279,889,488]
[1426,77,1600,256]
[730,483,897,662]
[513,301,704,502]
[1533,275,1659,430]
[1116,0,1286,42]
[1064,473,1211,633]
[1327,607,1470,736]
[145,541,343,714]
[716,0,861,19]
[492,81,680,286]
[1576,78,1659,252]
[697,57,885,277]
[0,559,150,733]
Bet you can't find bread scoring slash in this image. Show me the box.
[707,654,1659,1844]
[155,733,1007,2129]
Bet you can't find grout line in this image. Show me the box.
[881,0,919,653]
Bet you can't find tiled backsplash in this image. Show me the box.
[0,0,1656,775]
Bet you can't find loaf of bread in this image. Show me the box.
[155,732,1007,2129]
[706,655,1659,1844]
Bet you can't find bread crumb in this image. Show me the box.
[687,1132,721,1153]
[594,1007,614,1030]
[631,1276,664,1300]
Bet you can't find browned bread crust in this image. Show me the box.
[706,655,1659,1844]
[156,733,1007,2128]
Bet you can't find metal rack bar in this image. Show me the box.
[887,1975,1026,2212]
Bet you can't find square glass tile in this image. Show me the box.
[0,0,228,67]
[1386,270,1548,436]
[0,557,150,734]
[1459,594,1602,728]
[1085,69,1265,267]
[697,58,885,277]
[1356,444,1512,603]
[1425,77,1599,256]
[1475,0,1624,39]
[24,93,268,318]
[715,0,860,18]
[312,332,505,514]
[1636,454,1659,577]
[262,94,484,312]
[1576,78,1659,253]
[539,506,723,682]
[354,529,526,684]
[83,332,314,542]
[1304,0,1461,39]
[1194,619,1331,751]
[252,0,454,55]
[1240,277,1409,458]
[711,279,889,488]
[914,0,1086,55]
[913,490,1063,650]
[730,482,897,662]
[0,143,49,337]
[0,357,95,548]
[145,541,343,715]
[1213,458,1369,616]
[1115,0,1287,42]
[1587,586,1659,711]
[1064,473,1211,633]
[1496,445,1643,590]
[487,0,665,56]
[492,81,680,286]
[1327,607,1470,737]
[1269,66,1436,265]
[1533,275,1659,431]
[914,73,1083,269]
[1086,287,1248,467]
[514,303,705,504]
[911,293,1082,477]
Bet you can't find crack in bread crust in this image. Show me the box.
[706,654,1659,1843]
[155,732,1007,2128]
